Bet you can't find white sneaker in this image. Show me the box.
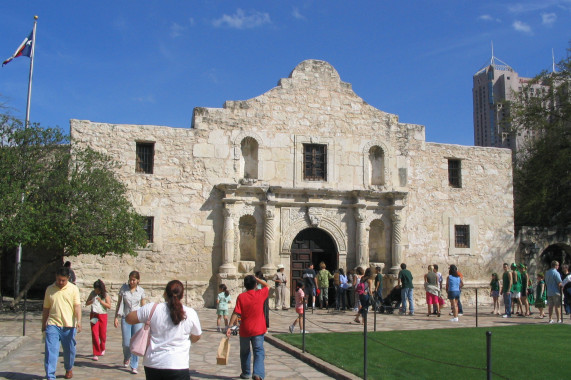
[301,330,309,333]
[549,320,554,324]
[502,314,509,318]
[131,367,138,374]
[289,325,294,333]
[458,313,463,316]
[449,317,458,322]
[449,312,453,316]
[558,320,563,323]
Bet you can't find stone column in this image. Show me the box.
[390,211,402,274]
[219,205,236,274]
[261,206,276,275]
[355,208,368,269]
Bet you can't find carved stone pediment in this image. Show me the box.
[307,207,323,227]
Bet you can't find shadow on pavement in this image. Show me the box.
[0,372,44,379]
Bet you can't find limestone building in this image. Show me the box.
[71,60,515,307]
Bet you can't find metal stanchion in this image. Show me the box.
[476,288,479,327]
[363,310,368,380]
[302,301,306,353]
[486,331,492,380]
[23,291,27,336]
[373,296,377,332]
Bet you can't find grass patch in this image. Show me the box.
[275,324,569,379]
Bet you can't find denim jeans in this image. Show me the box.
[45,325,76,380]
[239,334,265,379]
[503,292,512,316]
[375,288,383,309]
[336,287,346,310]
[400,287,414,313]
[121,317,143,368]
[458,291,464,314]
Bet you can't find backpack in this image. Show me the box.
[356,281,368,295]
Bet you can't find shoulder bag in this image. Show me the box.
[130,302,159,356]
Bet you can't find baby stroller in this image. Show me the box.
[379,287,402,314]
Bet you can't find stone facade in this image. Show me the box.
[70,60,515,307]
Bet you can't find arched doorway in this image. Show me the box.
[539,243,571,274]
[290,228,338,307]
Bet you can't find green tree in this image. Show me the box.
[0,116,148,304]
[508,49,571,227]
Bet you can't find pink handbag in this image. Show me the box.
[129,303,158,356]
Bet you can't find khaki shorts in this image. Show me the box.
[511,292,520,299]
[547,294,561,307]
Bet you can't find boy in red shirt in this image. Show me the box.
[227,275,269,380]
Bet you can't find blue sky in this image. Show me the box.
[1,1,569,146]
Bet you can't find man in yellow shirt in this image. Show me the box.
[42,266,81,380]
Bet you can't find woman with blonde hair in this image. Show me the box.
[317,261,333,309]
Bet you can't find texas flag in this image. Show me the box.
[2,30,34,66]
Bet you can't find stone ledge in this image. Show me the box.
[0,336,28,361]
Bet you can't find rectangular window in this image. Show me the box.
[136,142,154,174]
[454,225,470,248]
[143,216,154,243]
[303,144,327,181]
[448,159,461,188]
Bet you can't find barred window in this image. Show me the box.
[143,216,154,243]
[454,225,470,248]
[136,142,154,174]
[448,159,461,188]
[303,144,327,181]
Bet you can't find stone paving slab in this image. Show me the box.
[0,305,568,379]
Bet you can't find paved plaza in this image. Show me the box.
[0,303,567,379]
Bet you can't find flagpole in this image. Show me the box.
[24,15,38,128]
[15,15,38,298]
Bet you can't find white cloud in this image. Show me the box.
[512,20,533,34]
[212,9,271,29]
[478,14,501,22]
[542,12,557,25]
[132,95,156,103]
[292,7,306,20]
[170,22,186,38]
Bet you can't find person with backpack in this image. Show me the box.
[354,268,374,324]
[352,267,364,312]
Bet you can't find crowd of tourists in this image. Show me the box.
[40,259,570,380]
[496,260,570,324]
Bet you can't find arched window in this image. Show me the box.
[241,137,259,179]
[369,146,384,186]
[369,219,388,263]
[239,215,257,261]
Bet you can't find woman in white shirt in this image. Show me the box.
[85,279,111,361]
[126,280,202,380]
[114,271,146,374]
